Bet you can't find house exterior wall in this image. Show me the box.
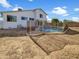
[34,9,47,21]
[34,9,47,27]
[2,9,47,29]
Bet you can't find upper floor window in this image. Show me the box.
[29,18,34,20]
[7,15,17,22]
[40,14,43,18]
[21,17,28,20]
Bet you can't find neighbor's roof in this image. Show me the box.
[0,8,47,15]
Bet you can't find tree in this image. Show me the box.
[51,18,59,27]
[59,21,63,26]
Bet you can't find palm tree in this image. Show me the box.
[51,18,59,27]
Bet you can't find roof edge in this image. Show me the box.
[0,8,47,15]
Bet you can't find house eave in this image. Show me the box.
[0,8,47,15]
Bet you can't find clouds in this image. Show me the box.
[72,17,79,22]
[50,6,79,22]
[72,8,79,22]
[52,7,69,16]
[0,0,24,11]
[74,8,79,11]
[12,6,23,11]
[0,0,34,8]
[46,16,51,22]
[28,0,33,2]
[0,0,12,8]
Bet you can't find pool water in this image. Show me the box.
[40,27,63,32]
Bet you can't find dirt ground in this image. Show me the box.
[0,27,79,59]
[0,36,47,59]
[70,27,79,31]
[0,34,79,59]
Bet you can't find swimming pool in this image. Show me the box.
[40,27,63,32]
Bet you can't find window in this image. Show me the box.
[7,15,17,22]
[29,18,34,20]
[0,13,3,17]
[40,14,43,18]
[21,17,28,20]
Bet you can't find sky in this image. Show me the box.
[0,0,79,22]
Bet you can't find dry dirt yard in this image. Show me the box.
[70,27,79,32]
[0,34,79,59]
[0,36,47,59]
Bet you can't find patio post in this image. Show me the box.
[29,20,31,34]
[42,20,44,31]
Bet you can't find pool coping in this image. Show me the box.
[43,32,64,35]
[27,31,65,37]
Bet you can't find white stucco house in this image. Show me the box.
[0,8,47,29]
